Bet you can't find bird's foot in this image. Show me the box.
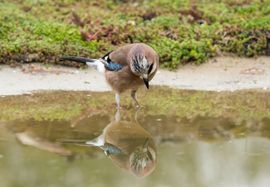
[132,102,143,110]
[132,99,141,109]
[135,104,141,109]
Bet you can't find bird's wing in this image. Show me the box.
[105,62,124,71]
[102,51,125,72]
[109,44,136,66]
[103,143,123,156]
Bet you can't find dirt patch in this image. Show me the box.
[0,56,270,96]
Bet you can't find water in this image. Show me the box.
[0,89,270,187]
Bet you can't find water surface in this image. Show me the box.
[0,89,269,187]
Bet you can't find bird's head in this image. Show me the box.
[129,138,156,177]
[130,55,156,89]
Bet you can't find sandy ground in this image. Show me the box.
[0,56,270,95]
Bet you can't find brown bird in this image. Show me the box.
[60,43,159,108]
[85,110,157,177]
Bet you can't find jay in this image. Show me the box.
[85,109,156,177]
[61,43,159,108]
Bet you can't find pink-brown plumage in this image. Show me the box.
[60,43,159,108]
[106,43,159,93]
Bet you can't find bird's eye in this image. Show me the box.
[148,63,153,74]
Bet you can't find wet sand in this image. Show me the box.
[0,56,270,95]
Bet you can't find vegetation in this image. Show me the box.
[0,0,270,68]
[0,87,269,122]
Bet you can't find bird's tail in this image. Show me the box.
[60,56,95,64]
[60,56,105,73]
[85,134,105,147]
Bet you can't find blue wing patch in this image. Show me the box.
[103,143,123,155]
[102,51,123,71]
[105,62,123,71]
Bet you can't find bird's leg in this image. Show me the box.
[131,90,140,108]
[115,93,121,109]
[114,108,121,122]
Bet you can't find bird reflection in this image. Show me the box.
[86,109,157,177]
[3,108,157,177]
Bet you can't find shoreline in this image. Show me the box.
[0,56,270,96]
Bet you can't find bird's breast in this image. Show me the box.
[105,67,142,93]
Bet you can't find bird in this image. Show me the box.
[60,43,159,108]
[85,109,157,177]
[60,110,157,177]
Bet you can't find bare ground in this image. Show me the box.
[0,56,270,96]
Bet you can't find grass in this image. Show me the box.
[0,0,270,68]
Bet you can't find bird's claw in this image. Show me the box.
[135,104,141,109]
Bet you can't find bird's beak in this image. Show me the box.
[143,78,149,89]
[143,138,150,149]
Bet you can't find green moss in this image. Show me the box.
[0,0,270,67]
[0,1,101,64]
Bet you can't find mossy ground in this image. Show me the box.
[0,0,270,68]
[0,87,269,122]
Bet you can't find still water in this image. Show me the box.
[0,90,270,187]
